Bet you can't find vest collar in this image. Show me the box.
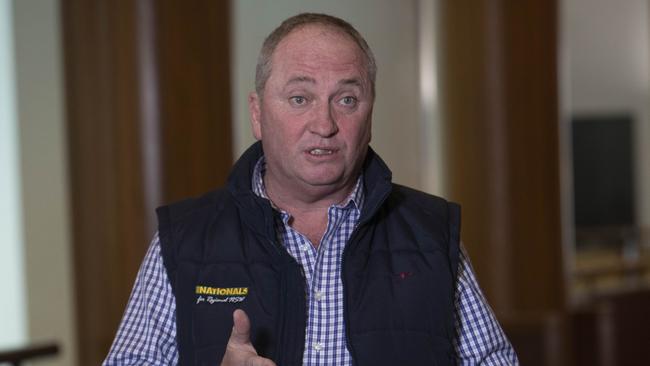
[226,141,393,231]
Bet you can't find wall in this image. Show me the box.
[0,0,27,348]
[12,0,77,365]
[563,0,650,231]
[231,0,428,190]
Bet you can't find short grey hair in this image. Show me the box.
[255,13,377,98]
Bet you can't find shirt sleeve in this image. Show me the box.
[103,233,179,365]
[453,244,519,365]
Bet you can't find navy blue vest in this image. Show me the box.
[158,142,461,365]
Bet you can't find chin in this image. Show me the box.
[301,172,346,188]
[303,177,341,187]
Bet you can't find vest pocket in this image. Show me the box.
[346,250,456,362]
[351,251,451,331]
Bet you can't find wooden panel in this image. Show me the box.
[155,0,232,202]
[501,1,564,313]
[572,290,650,366]
[62,1,145,364]
[502,313,567,366]
[61,1,232,364]
[438,3,567,363]
[437,0,511,313]
[437,0,564,315]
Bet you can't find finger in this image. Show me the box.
[229,309,251,345]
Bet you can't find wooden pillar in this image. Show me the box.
[437,0,565,330]
[438,2,567,364]
[61,1,232,364]
[62,2,145,364]
[155,0,233,204]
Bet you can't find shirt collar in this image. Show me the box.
[251,156,365,213]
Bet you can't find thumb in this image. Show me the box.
[221,309,276,366]
[229,309,252,346]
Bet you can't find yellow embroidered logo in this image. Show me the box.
[195,286,248,304]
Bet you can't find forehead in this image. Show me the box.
[270,24,367,80]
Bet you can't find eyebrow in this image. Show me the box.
[285,76,316,86]
[338,78,363,88]
[282,76,366,93]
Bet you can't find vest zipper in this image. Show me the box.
[271,240,286,364]
[341,186,391,365]
[270,238,307,366]
[340,227,359,365]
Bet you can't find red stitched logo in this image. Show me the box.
[397,271,413,280]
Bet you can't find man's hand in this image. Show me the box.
[220,309,276,366]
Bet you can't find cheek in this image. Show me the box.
[342,119,372,144]
[261,117,302,150]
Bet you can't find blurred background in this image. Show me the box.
[1,0,649,365]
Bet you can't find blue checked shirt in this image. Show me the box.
[104,158,518,365]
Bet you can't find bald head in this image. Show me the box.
[255,13,377,98]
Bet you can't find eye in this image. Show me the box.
[289,96,308,106]
[339,96,357,107]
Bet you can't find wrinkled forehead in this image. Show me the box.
[276,24,358,50]
[270,24,370,82]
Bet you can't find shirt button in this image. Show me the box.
[314,290,323,301]
[301,244,309,252]
[313,342,323,352]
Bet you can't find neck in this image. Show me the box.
[264,173,357,214]
[265,174,359,248]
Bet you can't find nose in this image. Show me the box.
[308,103,338,137]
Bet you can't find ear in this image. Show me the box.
[248,92,262,140]
[366,111,373,143]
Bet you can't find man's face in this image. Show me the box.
[249,25,373,197]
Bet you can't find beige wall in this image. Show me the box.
[13,0,77,365]
[0,0,27,347]
[231,0,435,191]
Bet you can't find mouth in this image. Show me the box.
[308,148,336,156]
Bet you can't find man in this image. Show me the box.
[105,13,518,366]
